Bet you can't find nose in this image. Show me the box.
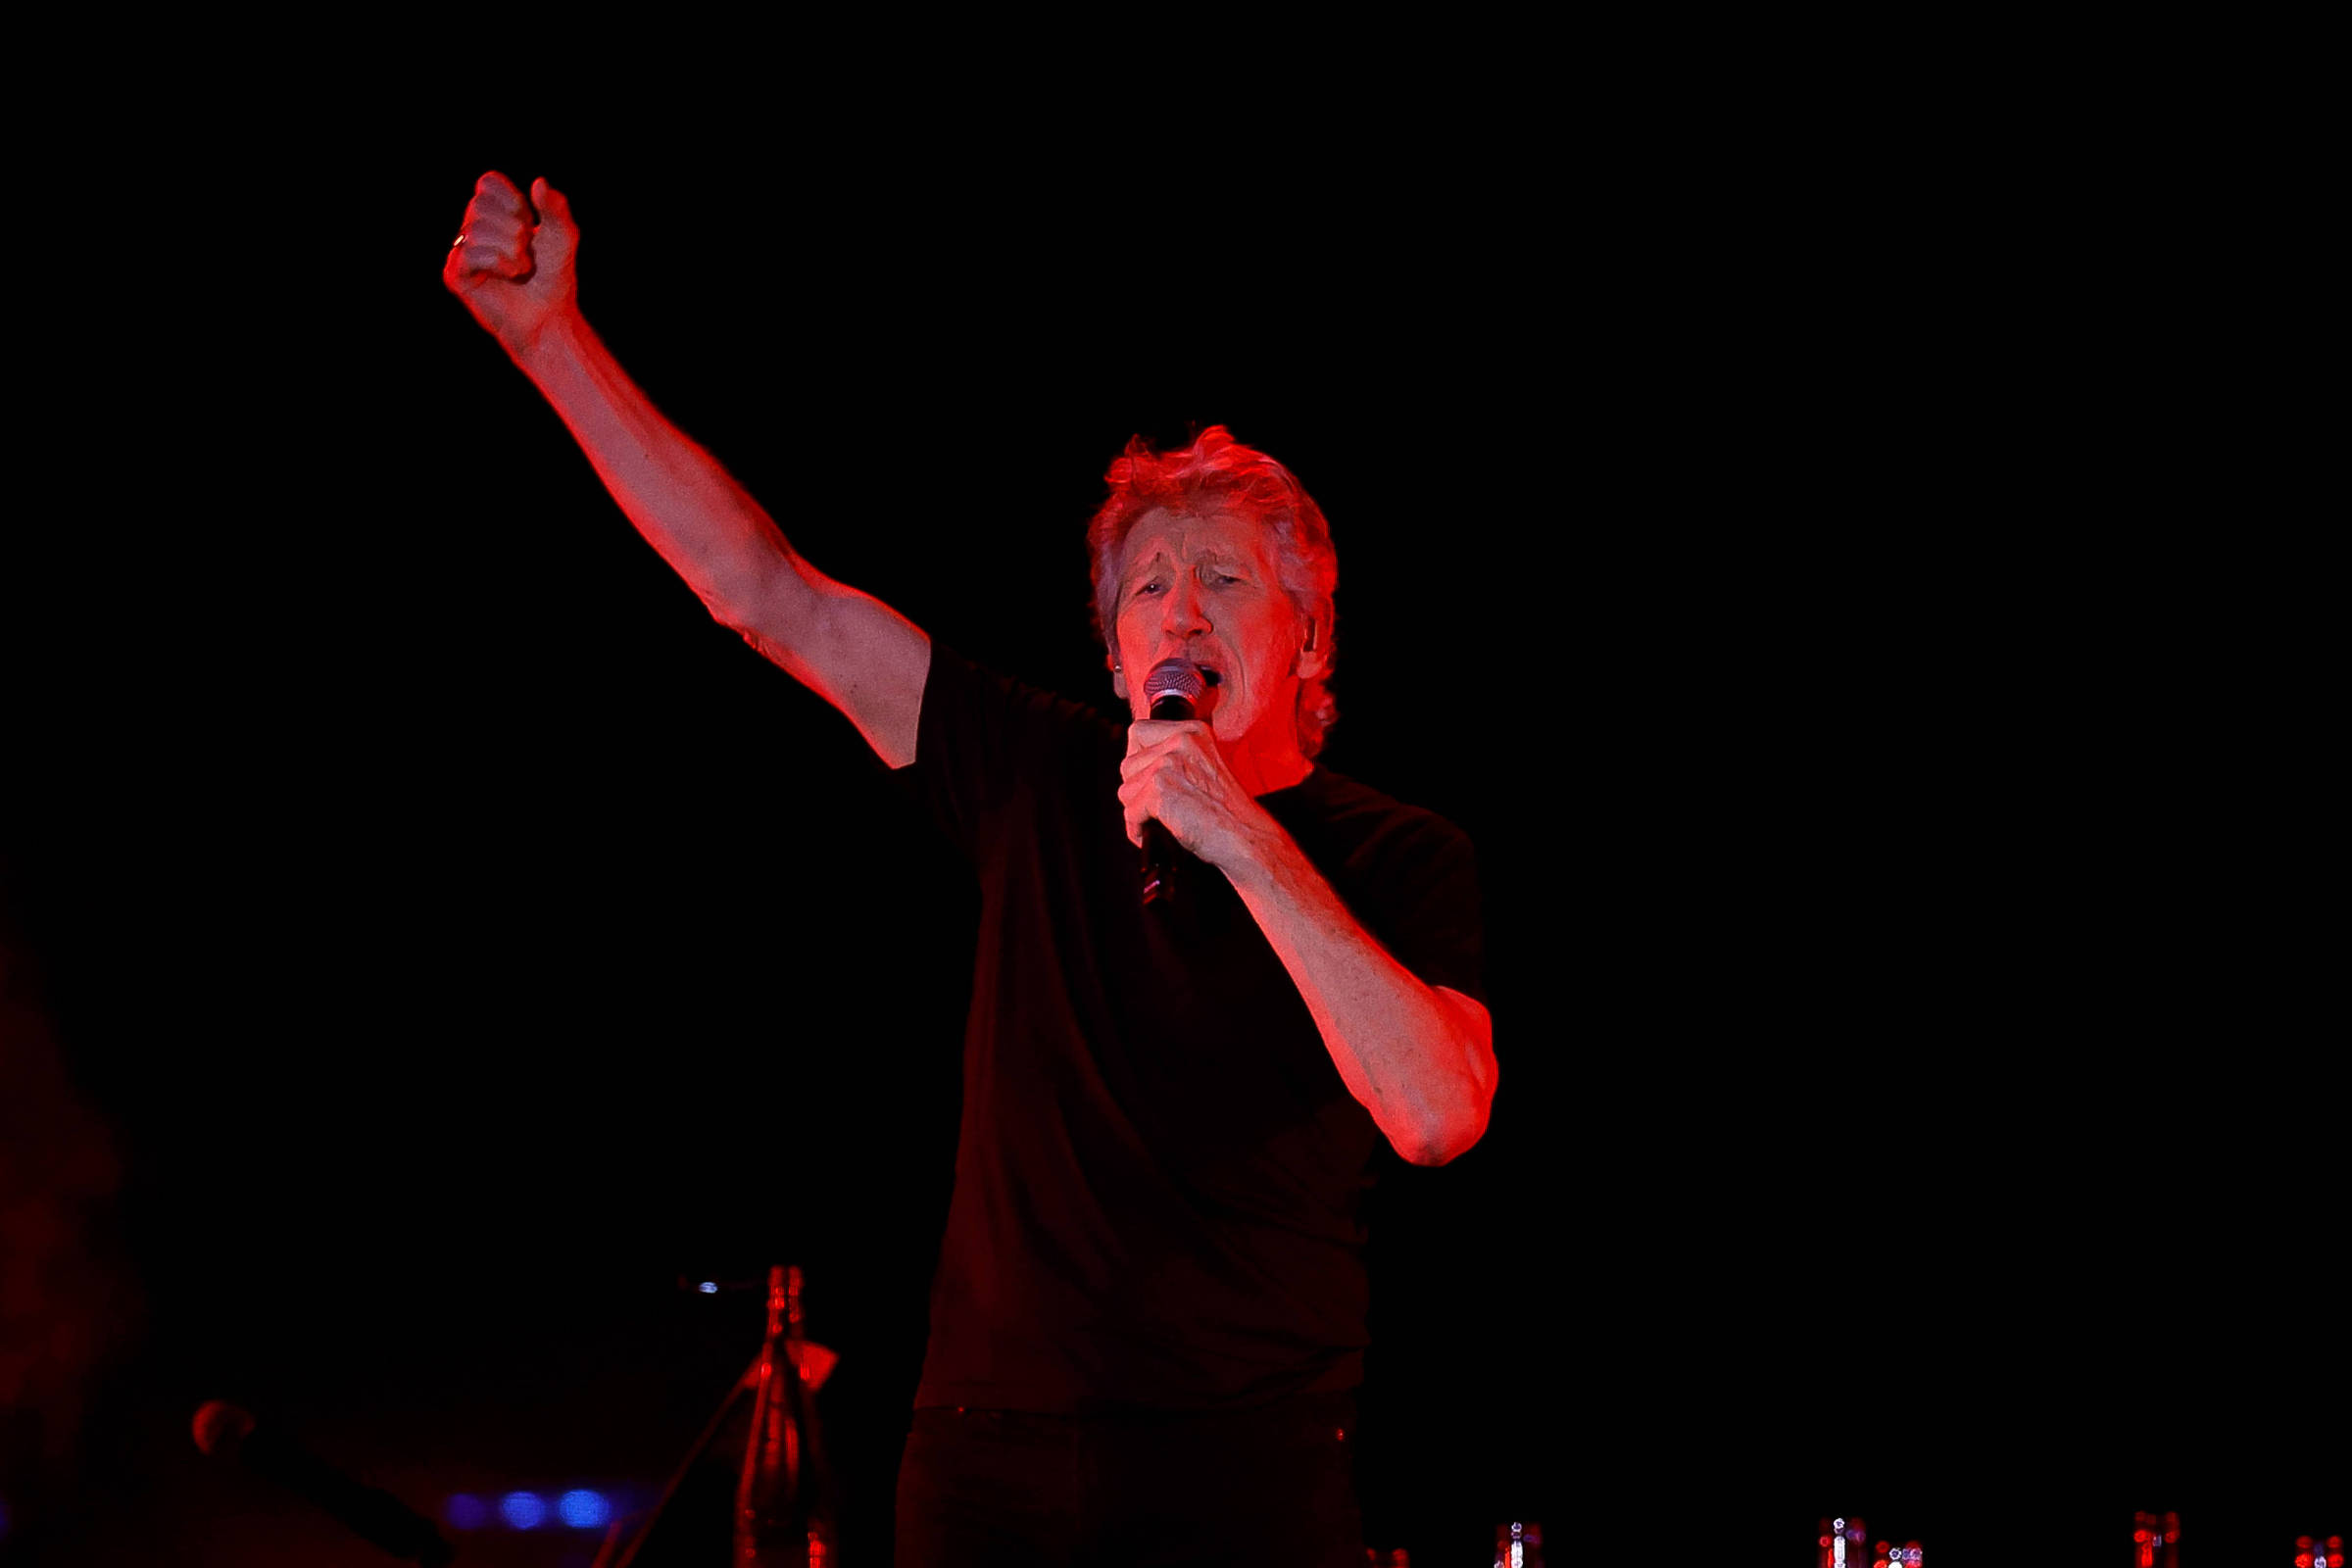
[1159,575,1209,639]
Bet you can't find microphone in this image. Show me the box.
[1140,658,1207,904]
[193,1400,458,1566]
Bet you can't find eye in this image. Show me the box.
[1211,573,1241,586]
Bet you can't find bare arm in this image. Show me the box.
[443,172,928,768]
[1228,824,1497,1167]
[1117,719,1498,1166]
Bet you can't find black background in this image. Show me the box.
[3,86,2340,1567]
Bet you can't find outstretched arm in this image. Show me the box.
[442,172,928,768]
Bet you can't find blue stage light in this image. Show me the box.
[501,1492,549,1530]
[445,1494,490,1531]
[560,1490,612,1529]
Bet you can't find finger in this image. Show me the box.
[471,198,537,280]
[446,237,519,282]
[445,202,529,277]
[471,171,532,221]
[1118,784,1152,848]
[1123,731,1192,762]
[1127,719,1211,750]
[444,241,524,288]
[442,234,495,291]
[445,173,539,283]
[528,176,579,266]
[1120,743,1192,785]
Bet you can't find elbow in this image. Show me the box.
[707,574,777,641]
[1400,1137,1457,1168]
[1400,1135,1468,1168]
[1402,1094,1494,1168]
[711,552,814,642]
[1403,988,1495,1166]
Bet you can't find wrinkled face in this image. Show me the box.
[1109,508,1324,749]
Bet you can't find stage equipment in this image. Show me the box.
[1493,1519,1544,1567]
[595,1264,840,1568]
[191,1400,456,1565]
[1819,1516,1869,1568]
[2133,1510,2180,1568]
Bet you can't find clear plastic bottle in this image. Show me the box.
[1493,1520,1544,1568]
[734,1265,841,1566]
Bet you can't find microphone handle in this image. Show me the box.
[1141,819,1177,904]
[1140,692,1196,904]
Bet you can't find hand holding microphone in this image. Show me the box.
[1122,657,1285,905]
[1134,658,1208,903]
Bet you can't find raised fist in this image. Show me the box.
[442,172,579,357]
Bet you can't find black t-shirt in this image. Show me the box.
[894,643,1486,1414]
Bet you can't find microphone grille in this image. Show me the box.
[1144,659,1204,704]
[192,1399,257,1458]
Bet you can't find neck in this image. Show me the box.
[1221,727,1313,798]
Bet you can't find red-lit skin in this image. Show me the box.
[443,172,574,357]
[444,172,810,666]
[1109,510,1497,1167]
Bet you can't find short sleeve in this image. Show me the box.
[1368,816,1488,1011]
[892,641,1114,866]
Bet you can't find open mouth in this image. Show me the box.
[1199,668,1223,688]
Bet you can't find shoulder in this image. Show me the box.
[1285,765,1489,1001]
[894,642,1127,851]
[911,641,1124,775]
[1293,765,1476,863]
[1277,766,1480,910]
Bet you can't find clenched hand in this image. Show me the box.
[1119,718,1280,875]
[442,172,579,359]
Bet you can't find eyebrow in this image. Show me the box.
[1124,548,1249,582]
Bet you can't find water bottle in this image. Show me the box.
[734,1265,840,1565]
[1493,1520,1544,1568]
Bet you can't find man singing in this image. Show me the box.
[445,171,1496,1568]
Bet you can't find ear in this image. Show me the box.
[1108,653,1129,705]
[1295,612,1332,682]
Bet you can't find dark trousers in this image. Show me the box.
[892,1391,1364,1567]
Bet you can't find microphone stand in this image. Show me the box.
[592,1266,839,1568]
[591,1353,756,1568]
